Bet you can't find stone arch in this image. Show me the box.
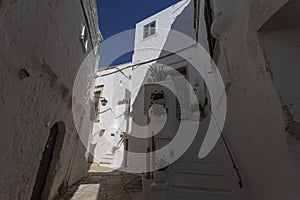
[31,121,66,200]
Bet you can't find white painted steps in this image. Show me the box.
[172,160,227,175]
[168,187,234,200]
[167,160,237,200]
[149,156,239,200]
[171,172,231,189]
[99,149,125,169]
[99,152,115,167]
[149,136,241,199]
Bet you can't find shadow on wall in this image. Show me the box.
[258,0,300,141]
[258,0,300,198]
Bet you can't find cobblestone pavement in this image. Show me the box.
[58,164,143,200]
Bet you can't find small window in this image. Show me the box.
[143,21,156,39]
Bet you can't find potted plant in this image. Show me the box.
[151,105,166,117]
[190,102,201,118]
[153,157,169,183]
[142,175,154,200]
[148,65,170,82]
[190,97,209,120]
[149,90,167,118]
[117,132,128,146]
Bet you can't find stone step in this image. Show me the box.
[102,157,114,160]
[100,161,112,165]
[172,161,227,175]
[176,154,224,163]
[170,171,231,189]
[173,170,226,176]
[168,186,236,200]
[171,184,233,193]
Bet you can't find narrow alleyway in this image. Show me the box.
[57,164,143,200]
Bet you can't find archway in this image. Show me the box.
[31,121,66,200]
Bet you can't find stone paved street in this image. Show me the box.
[57,164,143,200]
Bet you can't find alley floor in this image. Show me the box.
[57,164,143,200]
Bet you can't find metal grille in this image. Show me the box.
[172,67,189,120]
[174,78,189,120]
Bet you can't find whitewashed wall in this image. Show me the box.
[0,0,101,199]
[127,0,193,170]
[131,0,191,101]
[197,0,300,199]
[92,63,132,167]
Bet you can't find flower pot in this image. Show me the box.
[192,111,200,118]
[154,170,167,183]
[142,177,154,200]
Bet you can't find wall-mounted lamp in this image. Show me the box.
[100,97,108,106]
[80,25,88,52]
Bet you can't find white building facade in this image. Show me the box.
[91,63,132,168]
[194,0,300,200]
[0,0,102,199]
[92,0,206,171]
[92,0,300,199]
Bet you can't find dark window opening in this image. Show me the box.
[143,21,156,39]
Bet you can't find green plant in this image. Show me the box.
[149,65,170,82]
[117,132,128,146]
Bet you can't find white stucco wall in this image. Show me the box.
[0,0,101,199]
[126,0,300,198]
[126,0,195,170]
[259,28,300,123]
[91,63,132,168]
[198,0,300,199]
[131,0,191,102]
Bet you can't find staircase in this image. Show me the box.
[148,120,242,200]
[168,158,238,200]
[98,145,124,169]
[99,152,115,167]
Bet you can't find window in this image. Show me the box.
[143,21,156,39]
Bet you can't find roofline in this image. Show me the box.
[136,0,189,25]
[97,62,132,72]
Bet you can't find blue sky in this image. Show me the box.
[96,0,182,68]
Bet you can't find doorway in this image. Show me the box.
[31,122,66,200]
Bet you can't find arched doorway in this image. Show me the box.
[31,121,66,200]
